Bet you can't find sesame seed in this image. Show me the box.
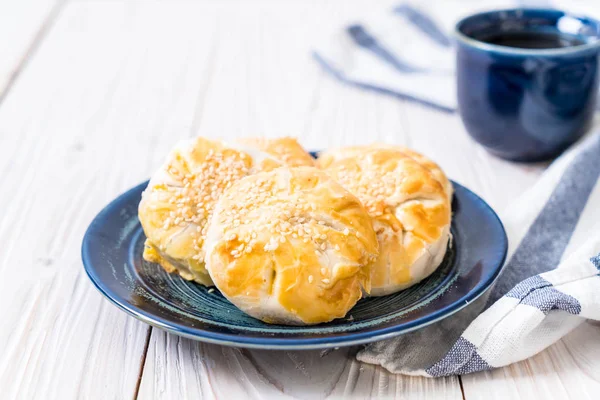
[264,241,279,251]
[308,275,314,283]
[322,278,330,284]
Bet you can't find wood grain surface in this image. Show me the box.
[0,1,598,399]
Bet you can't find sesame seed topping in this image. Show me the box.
[152,144,258,261]
[204,166,367,270]
[264,241,279,251]
[308,275,314,283]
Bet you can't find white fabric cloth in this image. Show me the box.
[314,0,591,112]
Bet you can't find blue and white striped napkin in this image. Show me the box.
[357,132,600,376]
[313,0,573,113]
[316,1,600,376]
[314,2,460,112]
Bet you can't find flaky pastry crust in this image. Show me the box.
[139,137,314,285]
[318,146,451,296]
[204,167,379,325]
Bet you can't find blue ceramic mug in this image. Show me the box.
[455,9,600,161]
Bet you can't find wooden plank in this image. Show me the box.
[0,1,221,398]
[461,322,600,400]
[0,0,63,100]
[141,330,463,399]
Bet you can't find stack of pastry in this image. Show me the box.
[139,137,451,325]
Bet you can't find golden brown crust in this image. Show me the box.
[204,167,379,325]
[237,137,316,168]
[317,144,452,200]
[138,138,254,285]
[318,146,451,295]
[138,137,315,286]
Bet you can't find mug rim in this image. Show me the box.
[454,8,600,56]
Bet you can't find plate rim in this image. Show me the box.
[82,179,508,349]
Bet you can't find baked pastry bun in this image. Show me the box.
[138,137,313,286]
[237,137,316,168]
[318,147,451,296]
[317,144,452,200]
[204,167,379,325]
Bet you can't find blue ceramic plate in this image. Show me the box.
[82,172,507,349]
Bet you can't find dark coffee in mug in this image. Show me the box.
[479,31,586,49]
[454,9,600,161]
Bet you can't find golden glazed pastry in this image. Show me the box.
[237,137,317,168]
[318,147,451,296]
[138,137,314,286]
[204,167,379,325]
[317,144,452,200]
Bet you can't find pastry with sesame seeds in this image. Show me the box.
[138,137,313,286]
[203,167,379,325]
[237,137,316,168]
[318,146,452,296]
[317,144,452,201]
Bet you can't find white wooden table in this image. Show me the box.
[1,0,599,398]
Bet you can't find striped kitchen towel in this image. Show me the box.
[313,0,579,113]
[357,131,600,376]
